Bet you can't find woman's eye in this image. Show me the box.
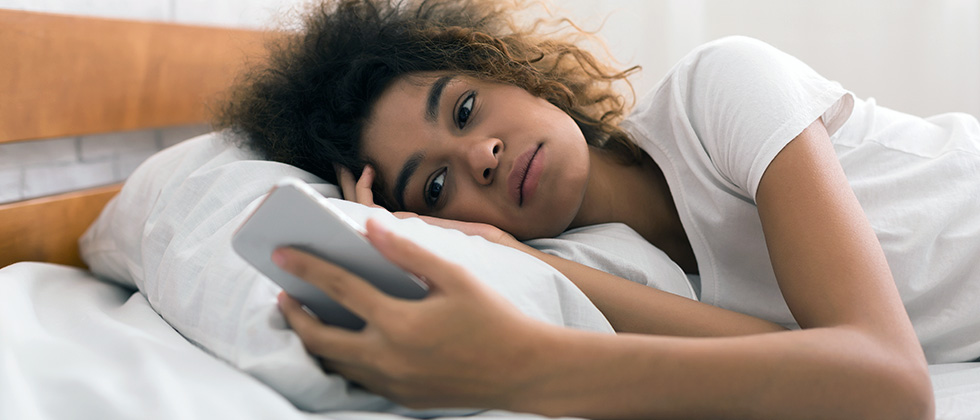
[425,169,447,207]
[456,92,475,129]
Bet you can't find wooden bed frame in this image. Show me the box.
[0,10,268,268]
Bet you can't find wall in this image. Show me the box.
[557,0,980,119]
[2,0,978,204]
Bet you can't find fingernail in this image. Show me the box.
[374,219,389,234]
[272,248,288,269]
[368,219,391,243]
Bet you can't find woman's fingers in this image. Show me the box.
[417,216,489,235]
[392,211,419,220]
[276,292,364,361]
[355,166,379,207]
[417,216,516,247]
[275,219,545,409]
[364,218,470,294]
[334,163,381,208]
[334,164,357,201]
[273,247,397,323]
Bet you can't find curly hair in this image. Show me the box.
[215,0,641,210]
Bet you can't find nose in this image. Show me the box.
[466,137,502,185]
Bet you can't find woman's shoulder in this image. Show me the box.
[628,36,792,123]
[661,36,777,71]
[671,36,795,85]
[625,35,851,197]
[633,36,789,104]
[697,35,775,53]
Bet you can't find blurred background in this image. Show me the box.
[1,0,978,204]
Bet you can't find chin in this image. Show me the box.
[514,200,581,241]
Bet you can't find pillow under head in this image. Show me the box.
[80,130,692,412]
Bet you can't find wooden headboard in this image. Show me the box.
[0,10,268,268]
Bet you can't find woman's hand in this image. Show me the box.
[415,216,526,250]
[335,163,421,219]
[335,164,381,208]
[335,163,523,249]
[274,218,555,409]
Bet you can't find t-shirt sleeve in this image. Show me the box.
[680,36,852,201]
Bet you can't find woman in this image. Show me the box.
[217,0,980,418]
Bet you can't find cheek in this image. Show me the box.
[438,192,525,234]
[440,196,500,226]
[437,191,568,240]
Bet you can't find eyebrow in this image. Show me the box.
[425,74,455,123]
[394,151,425,210]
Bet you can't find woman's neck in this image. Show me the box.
[570,148,698,274]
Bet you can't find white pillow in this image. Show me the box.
[527,224,696,299]
[80,131,693,412]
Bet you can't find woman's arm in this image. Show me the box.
[517,242,788,336]
[275,210,930,419]
[410,216,788,337]
[284,118,933,419]
[508,117,933,419]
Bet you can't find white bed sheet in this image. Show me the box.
[0,262,578,420]
[2,262,979,420]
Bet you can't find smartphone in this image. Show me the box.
[231,178,428,330]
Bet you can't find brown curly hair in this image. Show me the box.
[215,0,640,210]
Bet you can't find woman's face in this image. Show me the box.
[361,72,591,240]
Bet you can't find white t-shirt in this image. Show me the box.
[622,36,980,364]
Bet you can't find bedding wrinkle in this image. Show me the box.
[79,132,632,414]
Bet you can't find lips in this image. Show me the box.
[507,144,543,206]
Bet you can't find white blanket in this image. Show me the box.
[3,262,980,420]
[76,132,692,412]
[0,262,584,420]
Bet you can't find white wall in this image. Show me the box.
[2,0,978,203]
[556,0,980,119]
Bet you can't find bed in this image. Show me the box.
[2,9,980,420]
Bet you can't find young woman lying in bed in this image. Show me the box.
[216,0,980,418]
